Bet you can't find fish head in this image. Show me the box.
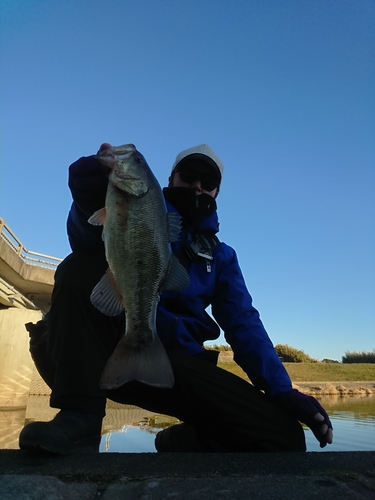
[96,144,150,197]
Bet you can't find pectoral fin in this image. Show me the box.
[88,208,107,226]
[90,268,124,316]
[167,212,183,243]
[161,254,190,292]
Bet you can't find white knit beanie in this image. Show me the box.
[171,144,224,181]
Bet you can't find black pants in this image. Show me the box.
[30,251,306,452]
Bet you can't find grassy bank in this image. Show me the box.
[284,363,375,382]
[218,362,375,382]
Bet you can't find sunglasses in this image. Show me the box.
[176,166,220,192]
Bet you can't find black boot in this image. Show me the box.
[19,410,102,454]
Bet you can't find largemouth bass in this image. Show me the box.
[88,144,190,390]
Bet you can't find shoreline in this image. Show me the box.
[292,381,375,396]
[216,355,375,396]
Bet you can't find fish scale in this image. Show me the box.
[88,144,190,389]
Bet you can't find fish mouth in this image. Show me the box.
[110,144,137,155]
[114,170,140,181]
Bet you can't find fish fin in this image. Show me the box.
[90,269,124,316]
[160,254,190,292]
[167,212,183,242]
[88,208,107,226]
[100,333,175,389]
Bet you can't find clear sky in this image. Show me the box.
[1,0,374,361]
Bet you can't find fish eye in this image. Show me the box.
[134,156,144,164]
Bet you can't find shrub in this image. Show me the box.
[205,343,232,352]
[321,358,340,364]
[274,344,318,363]
[342,350,375,364]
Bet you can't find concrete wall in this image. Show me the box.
[0,308,43,408]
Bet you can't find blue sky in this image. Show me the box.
[1,0,374,361]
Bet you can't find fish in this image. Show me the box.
[88,144,190,390]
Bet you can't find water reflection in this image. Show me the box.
[317,393,375,417]
[0,408,26,449]
[100,404,179,453]
[1,394,374,452]
[304,396,375,452]
[99,394,375,453]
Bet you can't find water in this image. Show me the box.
[100,394,375,453]
[2,394,373,452]
[303,394,375,452]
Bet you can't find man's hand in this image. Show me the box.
[272,389,333,448]
[94,143,114,174]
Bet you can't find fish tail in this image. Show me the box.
[100,333,175,390]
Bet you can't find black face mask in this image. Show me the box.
[163,187,217,225]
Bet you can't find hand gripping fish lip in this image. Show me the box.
[95,144,137,168]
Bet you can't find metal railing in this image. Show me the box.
[0,217,63,270]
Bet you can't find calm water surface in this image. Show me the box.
[1,394,374,452]
[303,394,375,452]
[100,394,375,453]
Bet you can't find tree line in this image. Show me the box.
[342,350,375,364]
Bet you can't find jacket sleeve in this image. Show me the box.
[66,155,109,252]
[211,246,292,395]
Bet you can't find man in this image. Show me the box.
[20,143,333,454]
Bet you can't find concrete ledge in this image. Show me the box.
[0,238,55,311]
[1,451,374,499]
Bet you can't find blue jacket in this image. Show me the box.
[67,155,292,395]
